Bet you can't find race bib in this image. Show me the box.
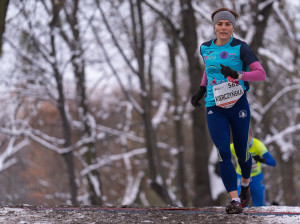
[213,82,244,108]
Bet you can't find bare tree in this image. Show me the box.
[157,1,188,206]
[96,0,175,204]
[166,27,187,206]
[58,0,103,205]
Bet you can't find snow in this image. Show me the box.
[247,206,300,223]
[88,173,102,197]
[152,93,170,129]
[122,171,145,205]
[1,206,300,223]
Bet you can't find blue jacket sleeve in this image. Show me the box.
[262,152,276,166]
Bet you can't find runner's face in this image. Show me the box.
[215,20,234,42]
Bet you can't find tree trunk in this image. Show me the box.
[74,66,103,205]
[49,1,78,205]
[168,34,187,206]
[0,0,9,54]
[249,0,273,53]
[179,0,212,207]
[132,0,173,204]
[277,152,297,205]
[65,0,103,205]
[53,64,78,206]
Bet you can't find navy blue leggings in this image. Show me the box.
[206,94,252,192]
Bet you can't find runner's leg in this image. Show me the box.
[229,94,251,180]
[251,173,266,206]
[207,107,237,193]
[237,174,242,195]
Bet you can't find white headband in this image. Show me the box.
[213,11,236,28]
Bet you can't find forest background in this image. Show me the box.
[0,0,300,208]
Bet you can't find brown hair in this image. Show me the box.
[211,8,239,22]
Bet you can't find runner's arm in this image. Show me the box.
[240,61,266,82]
[262,152,276,166]
[200,70,207,87]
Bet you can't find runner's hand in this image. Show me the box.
[220,64,239,79]
[191,86,206,107]
[253,155,266,163]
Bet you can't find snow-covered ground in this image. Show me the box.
[0,206,300,224]
[246,206,300,223]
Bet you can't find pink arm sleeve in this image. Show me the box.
[200,70,207,86]
[241,61,266,81]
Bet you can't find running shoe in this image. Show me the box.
[240,185,251,208]
[225,200,243,214]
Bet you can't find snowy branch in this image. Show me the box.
[264,124,300,161]
[152,93,170,129]
[95,124,178,152]
[122,170,145,205]
[272,1,296,41]
[257,84,300,123]
[258,0,275,12]
[0,138,29,172]
[258,47,295,73]
[264,124,300,145]
[142,0,180,37]
[80,147,147,176]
